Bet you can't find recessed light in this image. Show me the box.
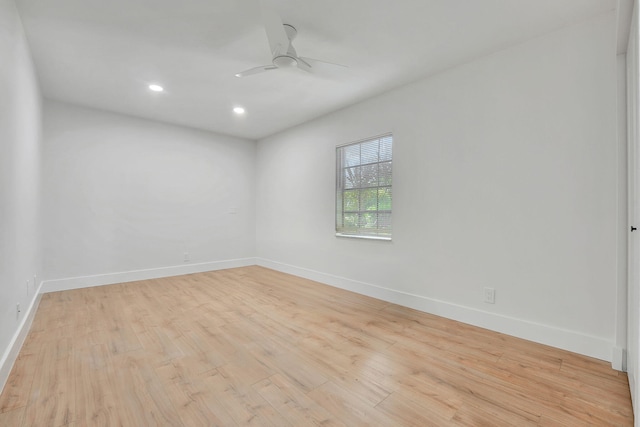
[148,84,164,92]
[233,106,245,114]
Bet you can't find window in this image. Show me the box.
[336,134,392,239]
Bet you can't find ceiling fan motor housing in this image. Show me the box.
[272,25,298,68]
[273,55,298,68]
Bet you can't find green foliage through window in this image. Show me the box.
[336,134,392,238]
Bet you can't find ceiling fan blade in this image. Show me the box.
[261,7,290,56]
[235,65,277,78]
[299,57,347,70]
[297,58,312,72]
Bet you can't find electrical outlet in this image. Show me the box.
[183,252,190,263]
[483,287,496,304]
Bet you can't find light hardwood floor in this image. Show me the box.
[0,266,633,426]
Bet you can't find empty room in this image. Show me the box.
[1,0,639,425]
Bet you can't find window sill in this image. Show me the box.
[335,233,392,241]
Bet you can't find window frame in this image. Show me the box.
[335,133,393,241]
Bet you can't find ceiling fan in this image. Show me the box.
[235,9,346,78]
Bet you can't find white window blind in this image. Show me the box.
[336,134,392,239]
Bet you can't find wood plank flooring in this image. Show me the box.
[0,266,633,426]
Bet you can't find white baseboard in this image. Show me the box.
[612,346,627,371]
[256,258,615,363]
[41,258,257,293]
[0,281,43,395]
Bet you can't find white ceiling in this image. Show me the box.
[17,0,621,140]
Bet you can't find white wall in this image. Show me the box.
[626,0,639,417]
[617,52,630,372]
[42,101,256,289]
[256,12,619,361]
[0,0,43,390]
